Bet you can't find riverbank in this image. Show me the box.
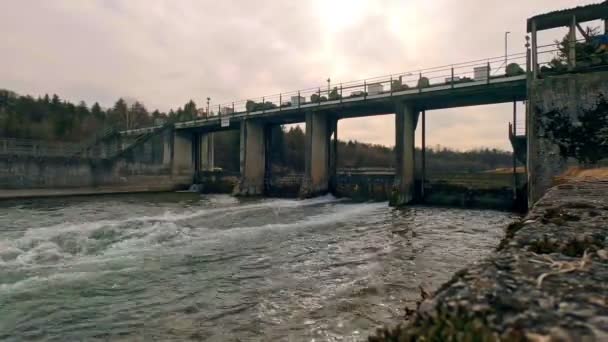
[370,177,608,340]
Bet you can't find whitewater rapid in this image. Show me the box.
[0,193,516,341]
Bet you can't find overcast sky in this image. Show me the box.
[0,0,601,149]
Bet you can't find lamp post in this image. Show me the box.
[206,97,210,117]
[505,31,511,68]
[327,78,331,97]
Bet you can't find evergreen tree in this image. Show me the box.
[91,102,104,121]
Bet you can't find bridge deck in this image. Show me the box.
[122,74,526,136]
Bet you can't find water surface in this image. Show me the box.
[0,193,516,341]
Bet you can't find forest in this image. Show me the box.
[0,89,514,173]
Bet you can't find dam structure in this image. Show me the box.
[3,2,608,207]
[120,56,528,206]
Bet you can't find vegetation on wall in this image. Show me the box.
[539,95,608,164]
[542,26,608,73]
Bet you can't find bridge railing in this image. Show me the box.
[0,138,83,157]
[200,51,531,119]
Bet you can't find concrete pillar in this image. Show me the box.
[390,102,418,207]
[162,129,172,165]
[198,133,215,171]
[329,118,338,193]
[300,111,331,198]
[531,19,538,79]
[568,15,577,70]
[172,131,194,177]
[234,120,266,196]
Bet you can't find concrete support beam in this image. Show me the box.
[300,111,332,198]
[234,120,266,196]
[390,102,418,207]
[172,131,194,177]
[198,133,215,171]
[568,15,577,70]
[162,129,172,166]
[531,19,538,79]
[329,118,338,193]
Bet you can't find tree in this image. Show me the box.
[181,100,197,121]
[91,102,104,121]
[108,98,129,129]
[129,101,151,128]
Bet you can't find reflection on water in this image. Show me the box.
[0,193,516,341]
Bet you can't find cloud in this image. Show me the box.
[0,0,600,149]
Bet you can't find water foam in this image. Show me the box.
[0,195,345,270]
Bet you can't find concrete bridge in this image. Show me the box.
[122,55,528,206]
[118,2,608,206]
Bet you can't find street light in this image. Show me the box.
[206,97,210,117]
[327,78,331,96]
[505,31,511,68]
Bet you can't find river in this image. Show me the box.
[0,193,516,341]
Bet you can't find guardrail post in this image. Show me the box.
[451,67,455,89]
[486,61,491,84]
[318,88,321,105]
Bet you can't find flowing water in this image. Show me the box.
[0,193,517,341]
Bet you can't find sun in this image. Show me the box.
[318,0,368,33]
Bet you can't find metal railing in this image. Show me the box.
[202,51,530,117]
[509,120,527,138]
[0,138,83,157]
[120,45,582,136]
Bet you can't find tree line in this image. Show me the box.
[0,89,199,141]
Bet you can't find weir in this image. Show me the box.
[4,2,607,207]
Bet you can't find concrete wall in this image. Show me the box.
[528,71,608,204]
[0,128,193,198]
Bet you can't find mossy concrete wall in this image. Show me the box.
[0,130,192,198]
[528,70,608,205]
